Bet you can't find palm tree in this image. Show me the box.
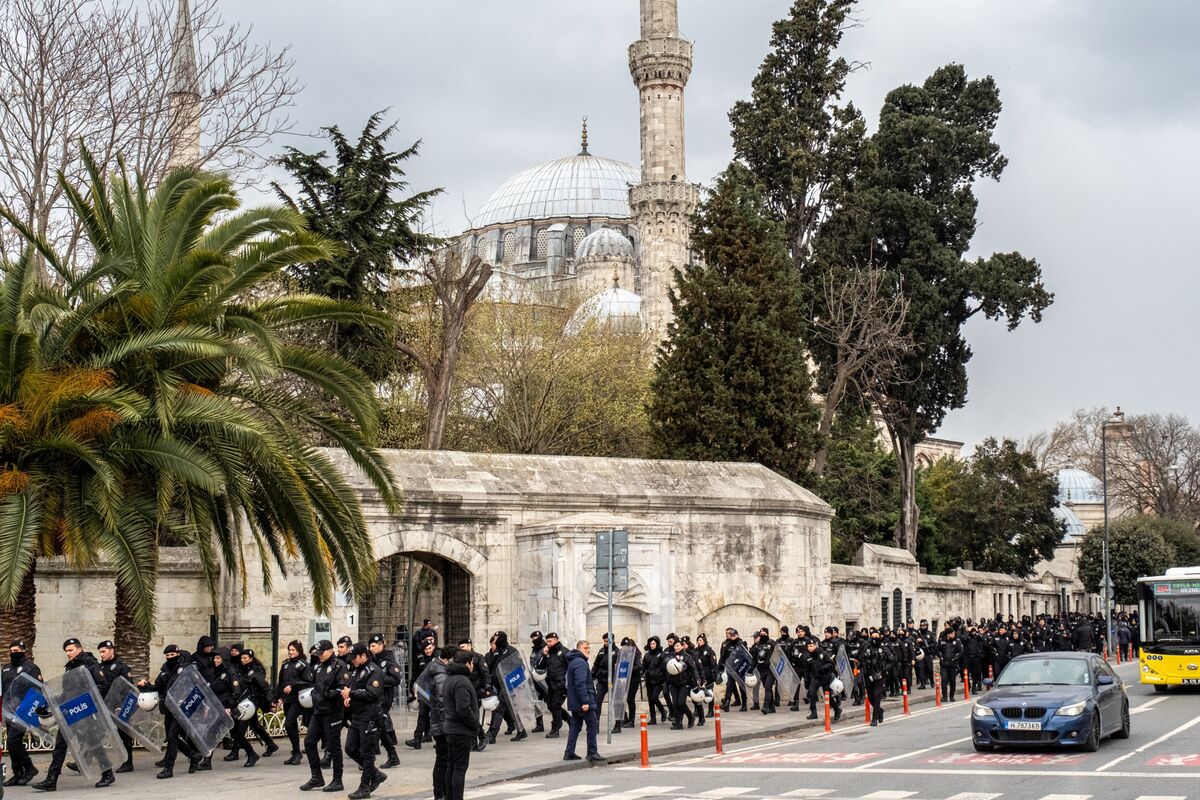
[1,153,400,667]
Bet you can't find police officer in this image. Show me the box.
[237,649,277,759]
[300,640,349,793]
[485,632,525,743]
[750,628,776,714]
[34,638,115,790]
[96,640,135,773]
[718,629,746,712]
[210,648,257,768]
[803,639,842,722]
[276,640,313,765]
[858,629,891,726]
[3,641,42,786]
[938,627,964,702]
[541,632,571,736]
[343,643,386,800]
[368,632,403,767]
[406,638,438,749]
[456,640,490,752]
[142,645,200,780]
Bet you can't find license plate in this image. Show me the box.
[1007,721,1042,730]
[1182,679,1200,685]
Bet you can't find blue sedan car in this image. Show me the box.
[970,652,1130,752]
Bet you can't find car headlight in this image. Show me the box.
[1055,700,1087,717]
[972,703,995,719]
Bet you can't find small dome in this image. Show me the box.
[577,227,634,261]
[1053,504,1087,544]
[474,153,639,228]
[1057,468,1104,504]
[568,285,643,333]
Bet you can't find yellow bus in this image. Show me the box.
[1138,568,1200,691]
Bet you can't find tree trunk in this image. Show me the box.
[0,565,37,661]
[114,581,151,682]
[894,434,919,553]
[811,368,851,478]
[422,319,465,451]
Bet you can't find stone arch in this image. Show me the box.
[697,603,779,641]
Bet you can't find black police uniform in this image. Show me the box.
[301,650,350,791]
[369,637,404,766]
[36,648,113,790]
[858,636,891,725]
[97,648,135,771]
[277,648,315,763]
[2,648,42,785]
[344,655,386,799]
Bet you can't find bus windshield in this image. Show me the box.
[1142,580,1200,643]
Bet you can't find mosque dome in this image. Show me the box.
[568,283,643,333]
[1053,504,1087,544]
[475,153,639,228]
[577,227,634,261]
[1056,468,1104,504]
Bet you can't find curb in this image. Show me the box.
[392,689,943,798]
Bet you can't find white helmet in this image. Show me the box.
[298,688,315,709]
[704,689,714,703]
[235,698,257,721]
[481,695,501,712]
[714,671,727,685]
[689,688,706,704]
[829,678,845,694]
[915,651,926,661]
[136,691,159,711]
[666,658,684,676]
[531,668,547,684]
[743,673,759,688]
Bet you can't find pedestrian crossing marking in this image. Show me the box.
[1133,797,1186,800]
[860,793,917,799]
[777,791,835,798]
[695,789,758,798]
[1035,795,1091,800]
[945,794,1002,800]
[466,784,544,799]
[602,788,685,800]
[504,784,613,800]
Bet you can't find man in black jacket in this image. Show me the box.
[484,631,525,743]
[97,640,135,774]
[938,629,964,702]
[368,633,403,767]
[343,643,386,799]
[442,651,482,800]
[300,640,350,793]
[541,633,569,737]
[34,639,116,790]
[3,641,42,787]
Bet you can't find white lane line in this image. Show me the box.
[465,784,543,798]
[1133,796,1186,800]
[640,764,1200,778]
[694,790,757,798]
[945,794,1002,800]
[1129,696,1167,715]
[854,736,971,769]
[1035,795,1091,800]
[513,785,612,800]
[860,792,917,799]
[778,791,835,798]
[1095,712,1200,772]
[598,787,683,800]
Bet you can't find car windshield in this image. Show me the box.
[996,658,1090,686]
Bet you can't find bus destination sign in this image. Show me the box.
[1155,581,1200,595]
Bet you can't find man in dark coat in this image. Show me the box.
[441,650,481,800]
[564,641,603,762]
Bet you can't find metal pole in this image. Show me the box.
[606,533,614,745]
[1102,419,1112,658]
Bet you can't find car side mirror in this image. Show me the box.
[1097,674,1114,686]
[982,678,993,688]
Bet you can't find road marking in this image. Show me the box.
[694,789,756,798]
[1035,795,1091,800]
[637,764,1200,778]
[945,794,1002,800]
[600,787,683,800]
[466,784,543,798]
[854,736,971,769]
[1130,696,1167,715]
[778,791,834,798]
[512,785,612,800]
[1133,796,1186,800]
[860,792,917,799]
[1095,711,1200,772]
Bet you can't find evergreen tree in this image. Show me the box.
[1078,517,1175,605]
[273,111,441,381]
[648,165,818,481]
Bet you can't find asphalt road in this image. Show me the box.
[487,661,1200,800]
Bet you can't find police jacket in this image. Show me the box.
[544,642,569,690]
[963,633,986,659]
[664,651,701,688]
[65,651,107,693]
[209,662,242,709]
[240,661,272,711]
[148,653,191,715]
[692,643,718,684]
[564,650,596,712]
[751,637,775,674]
[2,653,42,690]
[1071,622,1095,651]
[311,655,351,716]
[276,656,314,704]
[465,650,491,696]
[345,659,384,730]
[441,662,481,737]
[413,650,436,682]
[990,635,1011,663]
[372,650,404,706]
[591,645,613,688]
[642,640,667,685]
[938,638,964,670]
[426,660,449,737]
[806,648,836,688]
[858,640,891,682]
[1009,636,1029,658]
[98,656,131,690]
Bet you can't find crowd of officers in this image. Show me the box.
[2,611,1135,799]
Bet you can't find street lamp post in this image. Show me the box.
[1100,407,1125,658]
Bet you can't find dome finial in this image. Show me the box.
[580,116,590,156]
[612,267,620,289]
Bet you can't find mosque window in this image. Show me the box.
[502,231,516,262]
[476,238,489,261]
[535,228,549,260]
[573,226,587,253]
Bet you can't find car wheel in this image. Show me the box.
[1081,716,1101,752]
[973,740,994,752]
[1112,700,1131,740]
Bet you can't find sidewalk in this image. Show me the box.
[17,690,944,799]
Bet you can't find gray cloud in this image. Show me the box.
[232,0,1199,451]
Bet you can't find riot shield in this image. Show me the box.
[43,666,125,781]
[723,642,754,687]
[413,665,435,706]
[493,649,538,733]
[769,643,801,700]
[2,672,58,750]
[103,676,165,754]
[164,663,233,755]
[609,645,637,718]
[835,645,856,697]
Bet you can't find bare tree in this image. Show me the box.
[0,0,296,268]
[809,267,912,476]
[396,248,492,450]
[1108,413,1200,521]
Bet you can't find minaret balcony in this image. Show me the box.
[628,38,693,86]
[629,181,699,216]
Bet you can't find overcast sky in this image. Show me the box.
[234,0,1200,450]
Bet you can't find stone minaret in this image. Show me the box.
[629,0,699,334]
[166,0,201,170]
